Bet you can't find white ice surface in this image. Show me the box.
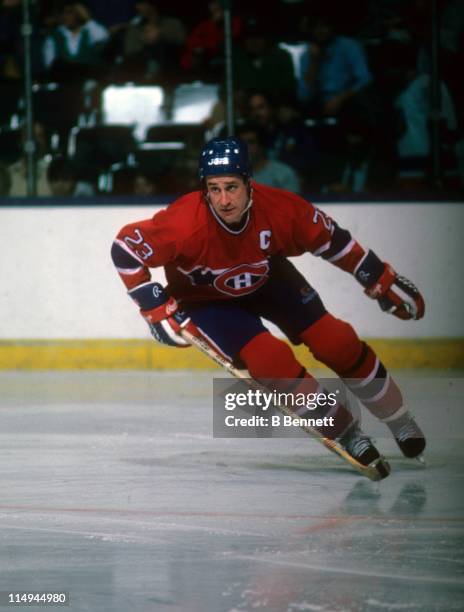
[0,371,463,612]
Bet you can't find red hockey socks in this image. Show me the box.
[340,341,404,420]
[239,331,354,438]
[288,374,354,439]
[239,331,302,381]
[300,314,403,420]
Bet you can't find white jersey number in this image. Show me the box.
[312,208,333,231]
[124,229,154,261]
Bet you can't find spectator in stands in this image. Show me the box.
[103,164,158,195]
[8,122,53,197]
[236,121,301,192]
[247,91,282,151]
[165,146,203,194]
[0,162,12,196]
[181,0,242,81]
[233,17,297,98]
[47,156,94,197]
[42,2,109,82]
[312,104,396,194]
[120,0,186,83]
[393,44,457,189]
[204,86,248,138]
[298,10,372,117]
[247,91,318,177]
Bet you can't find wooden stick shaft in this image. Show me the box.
[180,328,379,479]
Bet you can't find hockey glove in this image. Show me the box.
[355,251,425,321]
[128,282,196,347]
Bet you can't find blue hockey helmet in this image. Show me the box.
[198,137,251,181]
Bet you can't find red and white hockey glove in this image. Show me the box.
[355,251,425,321]
[128,282,197,347]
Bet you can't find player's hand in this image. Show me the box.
[365,264,425,321]
[129,282,197,347]
[142,299,193,347]
[355,251,425,320]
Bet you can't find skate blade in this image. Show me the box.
[415,454,427,467]
[365,456,391,481]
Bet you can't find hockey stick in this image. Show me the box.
[181,328,390,481]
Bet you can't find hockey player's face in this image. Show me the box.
[205,176,249,225]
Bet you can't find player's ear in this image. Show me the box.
[203,181,211,203]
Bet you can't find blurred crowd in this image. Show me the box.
[0,0,463,198]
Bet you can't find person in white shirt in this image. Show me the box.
[43,2,108,78]
[236,122,302,193]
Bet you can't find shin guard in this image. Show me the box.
[239,332,354,439]
[300,313,403,420]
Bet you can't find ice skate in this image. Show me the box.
[339,423,391,480]
[384,411,426,459]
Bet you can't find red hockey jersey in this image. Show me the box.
[113,182,365,302]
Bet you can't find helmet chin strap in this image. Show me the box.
[240,183,253,218]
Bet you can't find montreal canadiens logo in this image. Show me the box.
[213,262,269,296]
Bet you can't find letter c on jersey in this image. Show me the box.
[214,262,269,296]
[260,230,272,250]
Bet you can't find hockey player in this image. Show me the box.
[111,137,426,478]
